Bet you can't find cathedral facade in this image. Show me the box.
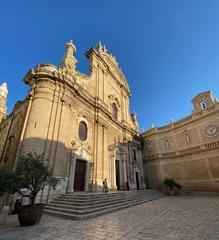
[0,41,219,200]
[0,41,145,201]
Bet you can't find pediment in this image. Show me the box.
[108,94,121,107]
[100,53,130,94]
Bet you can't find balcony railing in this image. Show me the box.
[142,102,219,136]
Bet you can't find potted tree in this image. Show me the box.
[0,152,59,226]
[163,178,182,195]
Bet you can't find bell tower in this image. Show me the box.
[61,40,77,74]
[191,91,218,113]
[0,82,8,122]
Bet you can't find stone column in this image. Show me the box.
[123,159,127,183]
[112,156,117,190]
[67,153,76,193]
[138,150,146,189]
[119,159,124,189]
[134,169,137,189]
[119,159,126,190]
[85,161,90,192]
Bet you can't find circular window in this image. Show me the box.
[79,121,88,141]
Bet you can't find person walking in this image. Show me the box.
[102,178,109,193]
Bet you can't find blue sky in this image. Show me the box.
[0,0,219,131]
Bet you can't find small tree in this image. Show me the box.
[0,167,17,196]
[15,152,60,205]
[0,167,17,209]
[0,152,60,206]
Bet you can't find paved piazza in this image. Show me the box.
[0,195,219,240]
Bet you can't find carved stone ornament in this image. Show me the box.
[71,140,76,146]
[204,125,219,137]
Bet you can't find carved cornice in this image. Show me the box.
[108,94,121,107]
[23,64,138,137]
[144,140,219,162]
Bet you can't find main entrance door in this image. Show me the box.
[116,160,120,190]
[74,159,86,191]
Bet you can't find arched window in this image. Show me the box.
[200,101,207,109]
[79,121,87,141]
[112,103,118,120]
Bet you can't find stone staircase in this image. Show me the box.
[44,190,165,220]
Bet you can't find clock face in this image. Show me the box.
[205,125,218,137]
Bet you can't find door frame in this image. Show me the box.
[74,159,87,191]
[134,168,140,190]
[67,153,90,193]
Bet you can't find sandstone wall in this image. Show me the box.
[0,42,145,201]
[143,102,219,192]
[0,100,28,168]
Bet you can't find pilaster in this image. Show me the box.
[67,153,76,193]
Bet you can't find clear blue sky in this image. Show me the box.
[0,0,219,131]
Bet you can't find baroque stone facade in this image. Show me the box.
[142,91,219,192]
[1,41,219,198]
[0,41,145,201]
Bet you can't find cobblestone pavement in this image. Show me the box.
[0,195,219,240]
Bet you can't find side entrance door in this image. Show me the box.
[116,160,120,190]
[74,159,86,191]
[136,171,140,190]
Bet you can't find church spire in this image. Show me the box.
[0,82,8,122]
[61,40,77,73]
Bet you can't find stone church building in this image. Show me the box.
[142,91,219,192]
[0,41,145,201]
[0,41,219,201]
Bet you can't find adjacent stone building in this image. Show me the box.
[142,91,219,192]
[0,41,145,201]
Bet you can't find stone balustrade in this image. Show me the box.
[142,102,219,137]
[145,139,219,161]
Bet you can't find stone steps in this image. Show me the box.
[47,195,157,212]
[52,191,154,204]
[60,190,150,199]
[44,190,164,220]
[57,190,160,200]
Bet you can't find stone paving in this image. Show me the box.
[0,195,219,240]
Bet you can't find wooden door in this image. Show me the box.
[136,172,140,190]
[74,159,86,191]
[116,160,120,190]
